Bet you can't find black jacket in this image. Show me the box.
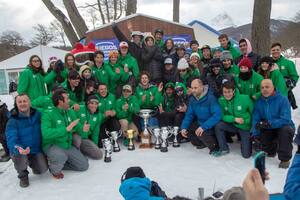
[207,73,234,98]
[163,67,177,85]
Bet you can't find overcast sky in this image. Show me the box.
[0,0,299,42]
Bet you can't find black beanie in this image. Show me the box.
[122,166,146,182]
[190,40,199,47]
[260,56,274,65]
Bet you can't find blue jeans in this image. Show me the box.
[215,121,252,158]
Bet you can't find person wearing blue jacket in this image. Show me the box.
[6,94,48,187]
[252,79,294,169]
[181,78,221,154]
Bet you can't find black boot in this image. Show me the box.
[19,176,29,188]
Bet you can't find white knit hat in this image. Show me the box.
[177,58,189,70]
[190,52,200,59]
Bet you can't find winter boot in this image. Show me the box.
[19,176,29,188]
[279,161,290,169]
[212,150,230,157]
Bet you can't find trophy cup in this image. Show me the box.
[126,129,135,151]
[152,128,161,149]
[105,130,122,152]
[102,138,112,162]
[172,126,180,147]
[160,127,172,152]
[139,109,154,148]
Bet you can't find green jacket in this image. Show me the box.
[44,69,68,91]
[96,93,116,115]
[135,84,162,109]
[31,94,54,113]
[91,64,109,86]
[155,39,165,51]
[160,94,175,112]
[75,105,104,145]
[62,81,84,106]
[17,66,47,100]
[274,55,299,83]
[269,68,288,96]
[218,92,253,130]
[116,95,140,123]
[104,62,129,94]
[235,71,264,100]
[118,53,140,80]
[41,107,78,151]
[224,64,240,78]
[221,42,241,60]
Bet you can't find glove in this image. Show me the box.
[285,78,296,89]
[255,120,271,130]
[54,59,64,73]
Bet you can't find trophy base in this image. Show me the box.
[113,148,121,152]
[139,143,153,149]
[160,147,168,152]
[139,131,153,149]
[104,157,111,162]
[154,144,161,149]
[173,143,180,148]
[128,145,135,151]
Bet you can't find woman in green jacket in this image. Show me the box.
[258,56,288,96]
[17,55,47,100]
[91,51,109,86]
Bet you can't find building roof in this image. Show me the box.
[86,13,193,34]
[0,45,69,70]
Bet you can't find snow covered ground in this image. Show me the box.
[0,60,300,200]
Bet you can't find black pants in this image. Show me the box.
[261,125,294,161]
[0,133,9,155]
[158,111,185,127]
[98,117,121,147]
[187,121,218,151]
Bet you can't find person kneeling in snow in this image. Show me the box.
[119,166,167,200]
[6,94,48,187]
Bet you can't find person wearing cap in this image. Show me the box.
[175,58,197,94]
[206,58,234,98]
[73,95,104,160]
[96,82,121,147]
[118,41,140,87]
[112,22,144,71]
[181,78,221,153]
[174,43,186,66]
[154,28,164,51]
[214,81,253,158]
[218,34,241,60]
[163,57,177,84]
[220,50,240,78]
[235,57,263,101]
[190,40,203,59]
[212,47,223,59]
[116,84,140,141]
[91,50,109,87]
[162,38,176,62]
[189,52,202,77]
[258,56,288,96]
[47,56,58,73]
[42,89,88,179]
[252,79,294,168]
[158,82,176,128]
[62,70,84,111]
[141,34,164,84]
[17,55,47,101]
[32,84,65,113]
[271,42,299,109]
[235,38,261,72]
[105,50,129,97]
[200,45,212,69]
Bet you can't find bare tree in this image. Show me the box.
[50,20,68,47]
[0,31,24,47]
[85,8,101,29]
[173,0,180,22]
[62,0,88,39]
[31,24,55,46]
[42,0,79,46]
[126,0,137,16]
[251,0,272,56]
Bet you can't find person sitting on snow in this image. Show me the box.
[6,94,48,187]
[180,78,221,154]
[252,79,294,169]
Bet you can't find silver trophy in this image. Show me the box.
[138,109,155,148]
[102,138,112,162]
[160,127,172,152]
[152,128,161,149]
[172,126,180,147]
[108,130,122,152]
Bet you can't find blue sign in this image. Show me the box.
[164,34,192,45]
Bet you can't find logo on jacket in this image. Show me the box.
[93,117,97,122]
[281,66,285,70]
[57,120,62,125]
[237,106,242,110]
[81,114,86,117]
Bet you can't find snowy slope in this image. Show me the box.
[0,60,299,200]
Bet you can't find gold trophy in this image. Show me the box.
[126,129,135,151]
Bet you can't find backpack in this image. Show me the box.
[150,180,168,198]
